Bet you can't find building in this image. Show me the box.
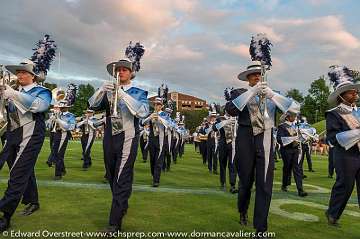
[149,91,208,111]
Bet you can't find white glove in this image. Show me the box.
[262,86,275,99]
[100,82,115,92]
[251,82,267,95]
[3,84,18,100]
[49,115,56,121]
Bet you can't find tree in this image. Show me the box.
[43,82,57,91]
[286,88,304,104]
[182,109,208,133]
[301,76,330,123]
[70,84,95,117]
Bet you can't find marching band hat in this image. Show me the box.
[327,66,360,106]
[5,59,40,80]
[237,61,262,81]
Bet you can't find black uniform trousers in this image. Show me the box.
[235,127,274,232]
[149,135,164,184]
[300,143,313,171]
[280,147,303,191]
[46,131,55,165]
[81,132,95,168]
[200,141,207,164]
[171,137,178,163]
[0,120,45,219]
[52,131,71,177]
[219,141,236,186]
[162,136,171,171]
[328,146,360,219]
[207,141,217,172]
[103,130,139,226]
[179,140,185,158]
[139,135,148,162]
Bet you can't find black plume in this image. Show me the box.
[249,33,272,69]
[125,41,145,72]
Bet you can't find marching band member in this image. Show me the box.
[0,34,55,231]
[76,109,99,170]
[142,88,169,187]
[198,118,208,165]
[213,110,238,193]
[45,107,58,167]
[139,122,150,163]
[88,42,148,232]
[205,104,218,174]
[225,35,300,234]
[325,66,360,226]
[277,110,308,197]
[162,100,174,172]
[298,116,315,173]
[51,92,76,180]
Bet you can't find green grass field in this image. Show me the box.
[0,139,359,239]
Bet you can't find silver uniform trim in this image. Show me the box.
[263,128,272,183]
[58,131,68,153]
[85,131,94,153]
[116,124,136,182]
[336,129,360,150]
[9,121,35,173]
[121,92,149,118]
[232,89,255,111]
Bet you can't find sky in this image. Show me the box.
[0,0,359,103]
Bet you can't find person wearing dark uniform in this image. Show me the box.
[139,123,150,163]
[50,95,76,180]
[142,93,169,187]
[299,117,315,173]
[225,60,299,233]
[325,65,360,226]
[277,111,308,197]
[198,119,208,165]
[45,106,59,167]
[162,100,174,172]
[0,58,52,231]
[205,105,218,174]
[88,42,148,232]
[77,109,99,170]
[213,113,238,193]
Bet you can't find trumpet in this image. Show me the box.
[111,64,119,117]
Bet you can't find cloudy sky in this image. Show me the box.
[0,0,359,103]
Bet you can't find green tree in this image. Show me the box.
[182,109,208,133]
[301,76,330,123]
[70,84,95,117]
[286,88,304,104]
[43,82,57,91]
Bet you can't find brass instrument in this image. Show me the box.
[51,88,66,132]
[0,65,13,136]
[111,64,119,117]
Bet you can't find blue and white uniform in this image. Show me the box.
[88,82,149,227]
[76,116,99,169]
[50,111,76,177]
[0,83,51,220]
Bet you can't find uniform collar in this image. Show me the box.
[19,82,37,92]
[120,82,132,91]
[339,103,358,112]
